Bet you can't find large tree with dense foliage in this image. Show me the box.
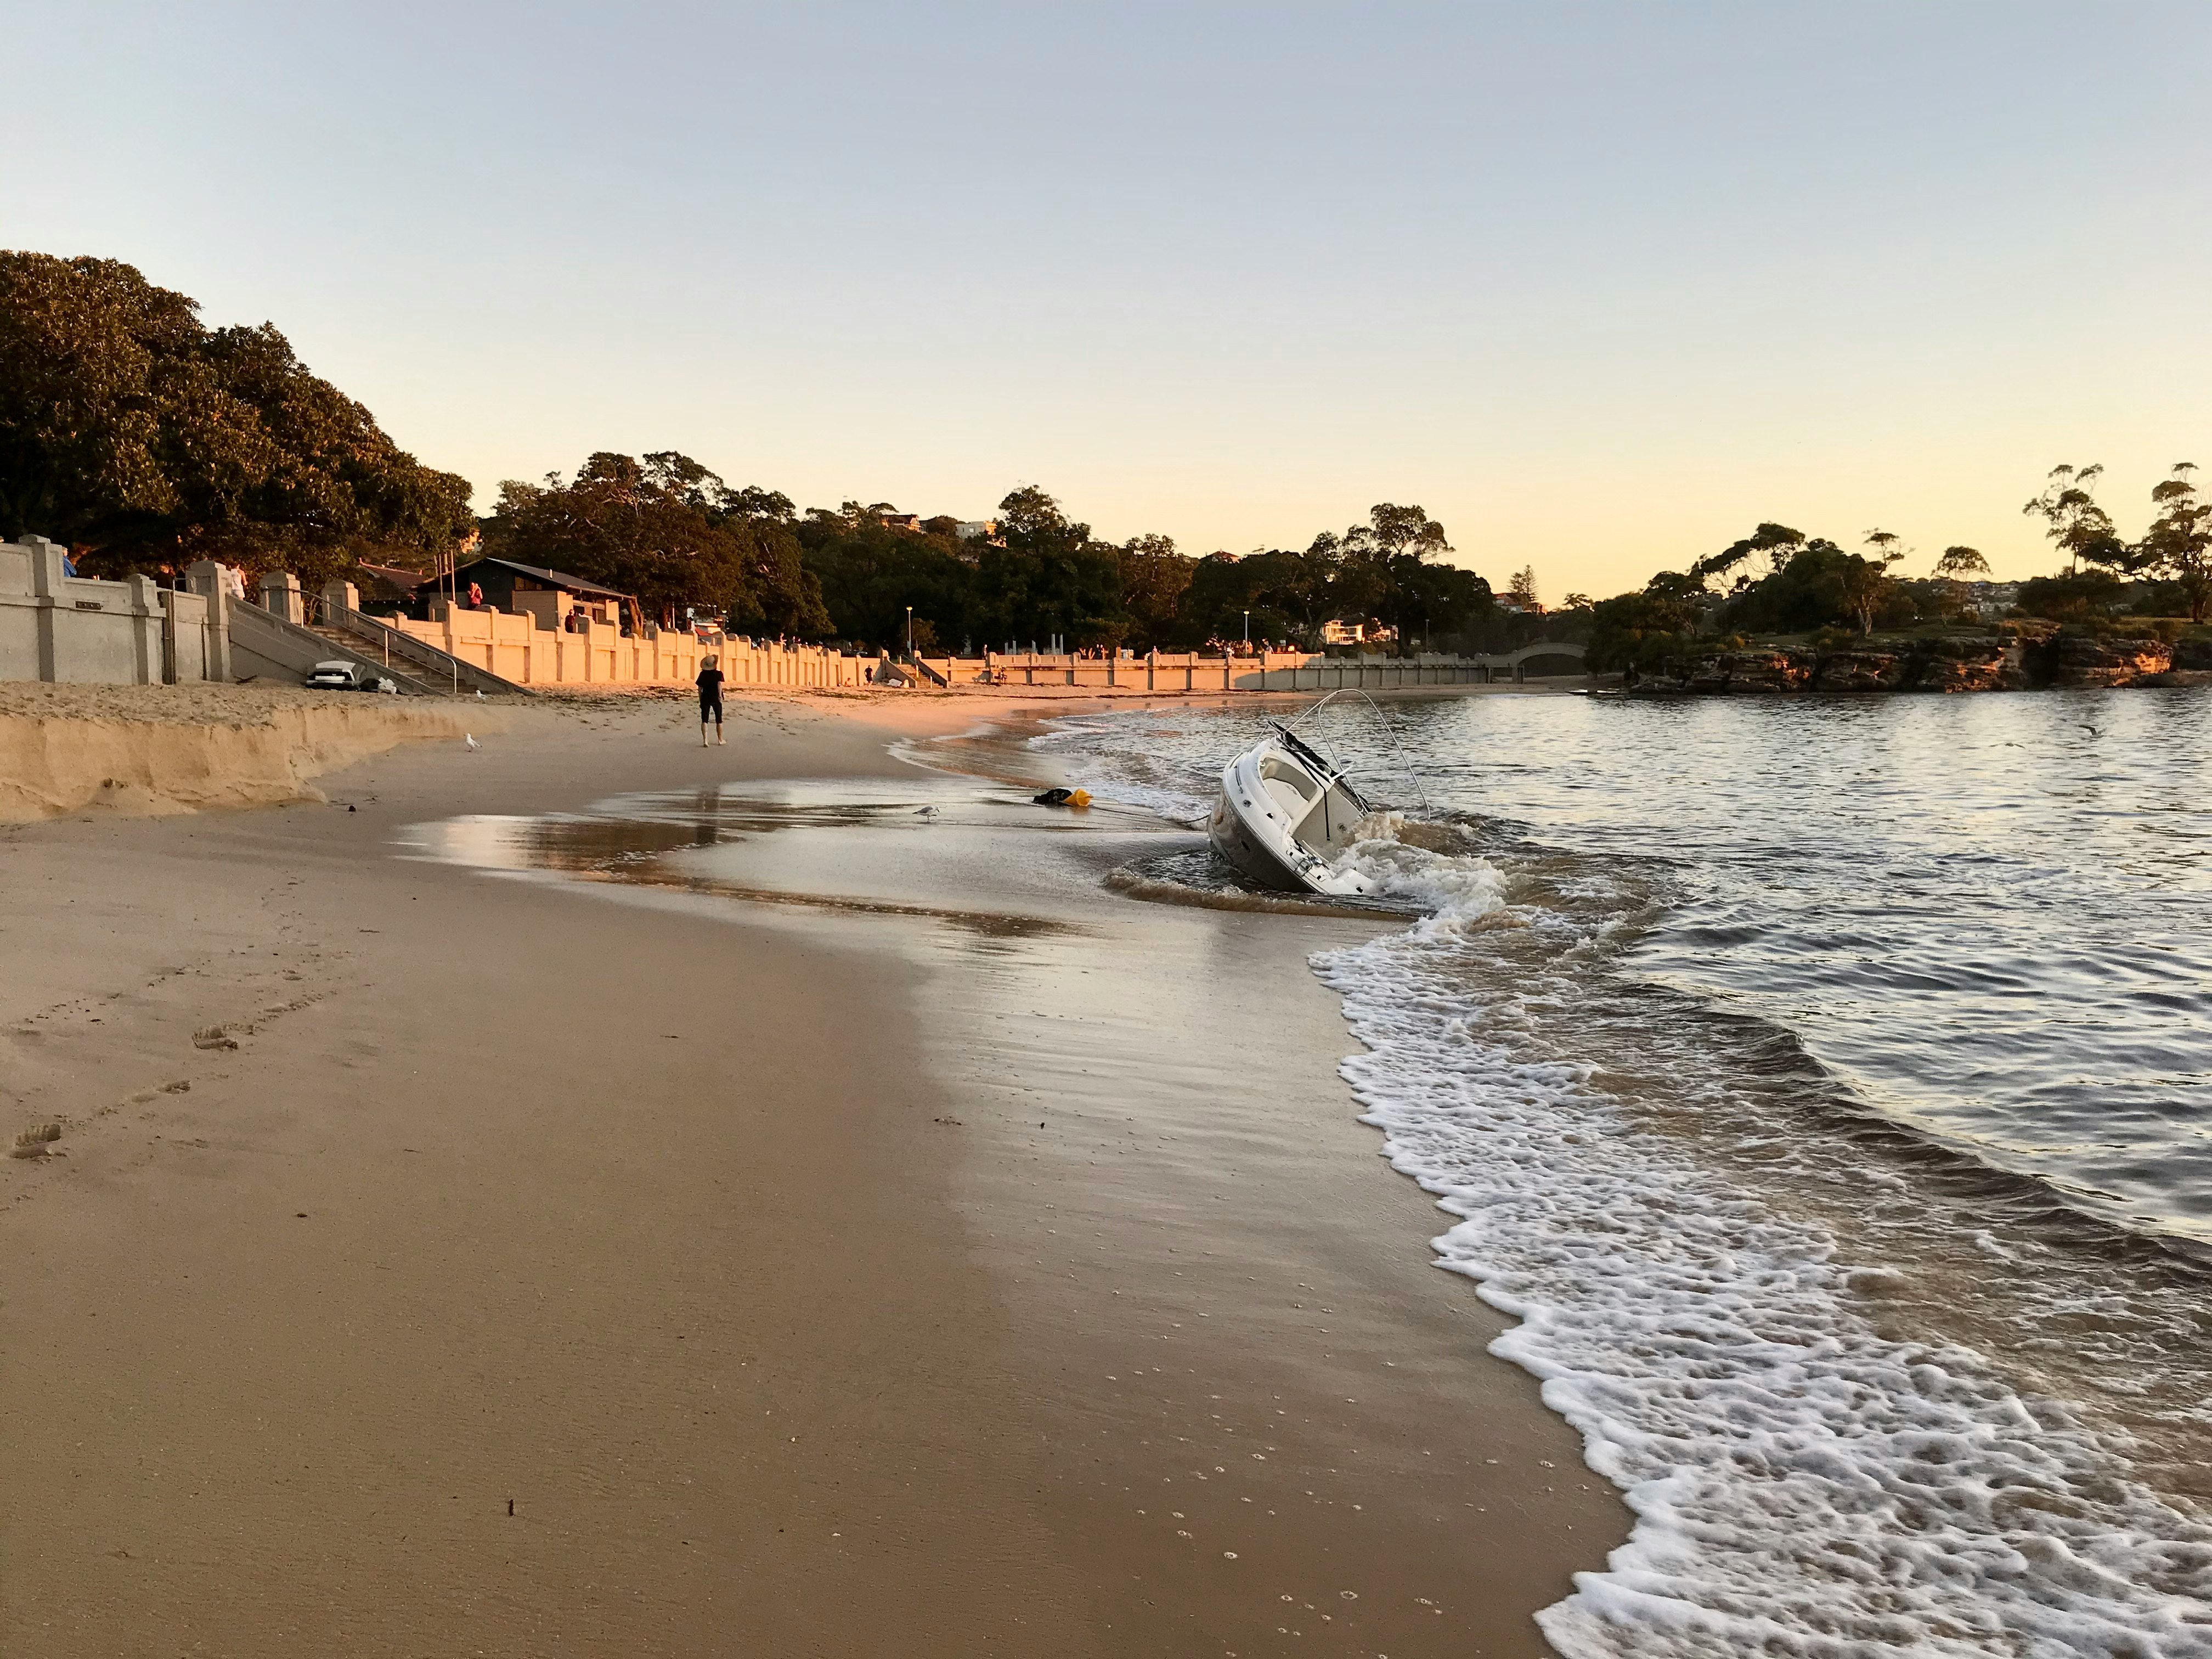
[2138,464,2210,623]
[972,486,1127,649]
[1115,532,1193,646]
[1586,571,1705,674]
[794,505,978,651]
[0,251,472,582]
[1325,504,1490,646]
[484,452,828,633]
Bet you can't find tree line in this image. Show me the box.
[486,456,1495,654]
[1583,462,2211,674]
[3,252,1496,654]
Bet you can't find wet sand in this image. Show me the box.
[0,689,1622,1656]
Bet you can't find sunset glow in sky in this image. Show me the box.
[8,2,2207,596]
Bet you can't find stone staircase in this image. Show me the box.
[313,606,529,697]
[302,622,447,694]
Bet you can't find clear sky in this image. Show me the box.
[7,2,2208,596]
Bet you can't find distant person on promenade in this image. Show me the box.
[697,655,725,746]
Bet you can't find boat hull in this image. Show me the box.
[1208,789,1319,892]
[1207,737,1376,896]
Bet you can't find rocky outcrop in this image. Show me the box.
[1724,650,1816,692]
[1915,636,2022,692]
[1812,650,1914,692]
[2033,634,2172,688]
[1667,650,1815,693]
[2146,638,2212,686]
[1639,629,2211,696]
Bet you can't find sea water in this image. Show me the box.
[1033,690,2212,1656]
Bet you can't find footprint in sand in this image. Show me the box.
[10,1124,62,1160]
[159,1080,192,1094]
[192,1027,239,1051]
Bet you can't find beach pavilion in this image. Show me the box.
[428,557,642,633]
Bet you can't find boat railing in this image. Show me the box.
[1277,689,1431,812]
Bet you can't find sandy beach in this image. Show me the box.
[0,685,1621,1657]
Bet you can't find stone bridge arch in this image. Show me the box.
[1481,639,1588,682]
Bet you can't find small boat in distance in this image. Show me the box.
[1208,721,1381,896]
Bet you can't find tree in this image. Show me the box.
[1828,531,1908,635]
[973,486,1126,648]
[1586,572,1702,675]
[1115,532,1193,647]
[1718,533,1851,634]
[0,251,473,582]
[1506,565,1538,607]
[797,511,978,650]
[2138,462,2211,623]
[2016,568,2123,622]
[1835,555,1896,635]
[2022,464,2130,573]
[1695,522,1809,591]
[1928,545,1991,622]
[1330,503,1483,651]
[484,452,828,634]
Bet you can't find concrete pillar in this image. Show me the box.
[127,574,161,685]
[184,562,234,681]
[20,534,65,594]
[22,535,65,680]
[259,571,303,624]
[322,578,359,619]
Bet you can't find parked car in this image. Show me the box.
[306,659,399,693]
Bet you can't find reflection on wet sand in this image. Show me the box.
[404,768,1630,1658]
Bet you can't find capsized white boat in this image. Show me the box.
[1207,723,1383,896]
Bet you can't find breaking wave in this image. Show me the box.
[1042,695,2212,1655]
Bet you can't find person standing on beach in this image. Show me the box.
[696,655,725,746]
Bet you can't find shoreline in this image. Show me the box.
[0,689,1623,1656]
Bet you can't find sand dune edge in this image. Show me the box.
[0,686,487,821]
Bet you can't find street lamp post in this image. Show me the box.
[1243,609,1250,646]
[906,606,914,662]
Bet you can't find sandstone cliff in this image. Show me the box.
[1640,629,2212,695]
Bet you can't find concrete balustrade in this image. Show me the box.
[1,537,219,685]
[923,644,1588,690]
[258,571,304,625]
[385,608,876,690]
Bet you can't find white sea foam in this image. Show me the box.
[1027,714,1214,826]
[1316,871,2212,1655]
[1044,701,2212,1653]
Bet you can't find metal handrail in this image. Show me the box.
[315,598,527,696]
[1280,688,1431,812]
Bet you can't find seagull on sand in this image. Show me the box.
[465,733,479,750]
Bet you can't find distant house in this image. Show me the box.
[1322,618,1395,646]
[953,520,1000,541]
[430,557,638,631]
[874,512,923,532]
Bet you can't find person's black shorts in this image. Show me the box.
[699,695,723,722]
